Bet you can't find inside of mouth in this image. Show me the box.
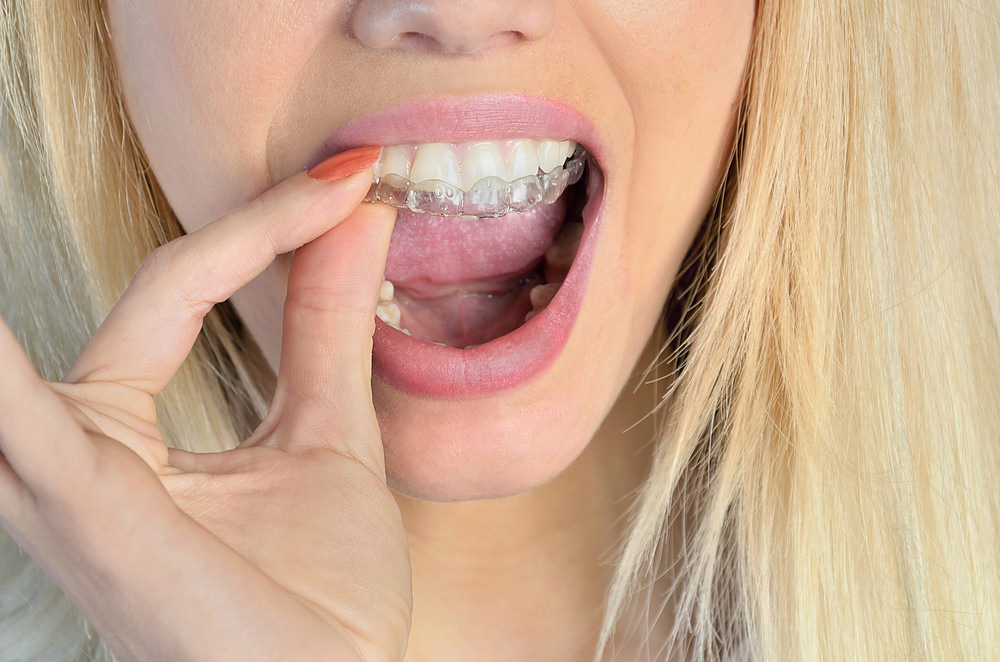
[376,157,593,349]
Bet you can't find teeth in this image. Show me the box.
[376,301,401,327]
[560,140,576,163]
[525,282,561,324]
[375,279,408,333]
[378,279,395,303]
[529,283,560,309]
[536,140,563,173]
[505,139,540,181]
[366,138,587,217]
[378,146,412,179]
[373,138,579,191]
[461,142,506,190]
[410,143,461,189]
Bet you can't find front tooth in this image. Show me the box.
[461,142,506,189]
[378,146,411,179]
[536,140,563,173]
[410,143,461,188]
[506,139,539,181]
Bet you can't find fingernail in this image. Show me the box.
[308,145,382,182]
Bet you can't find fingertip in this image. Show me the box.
[307,145,381,182]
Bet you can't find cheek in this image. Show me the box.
[104,1,326,229]
[580,0,752,359]
[622,0,753,292]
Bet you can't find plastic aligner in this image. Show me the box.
[363,145,587,218]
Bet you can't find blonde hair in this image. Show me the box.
[601,2,1000,660]
[1,1,997,661]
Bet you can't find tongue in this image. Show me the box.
[384,196,569,347]
[384,195,568,287]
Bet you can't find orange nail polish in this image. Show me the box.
[308,145,382,182]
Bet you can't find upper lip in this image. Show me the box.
[306,93,610,177]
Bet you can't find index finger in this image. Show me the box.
[64,147,381,397]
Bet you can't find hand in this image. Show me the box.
[0,161,410,662]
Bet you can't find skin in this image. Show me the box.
[0,1,754,661]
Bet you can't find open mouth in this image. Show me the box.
[311,93,608,396]
[369,138,597,349]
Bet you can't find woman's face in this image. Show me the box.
[104,0,754,500]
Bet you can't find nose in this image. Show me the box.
[348,0,555,55]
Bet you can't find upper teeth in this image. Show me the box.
[376,139,577,191]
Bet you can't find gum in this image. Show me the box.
[364,145,587,218]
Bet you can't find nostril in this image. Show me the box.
[348,0,555,56]
[425,29,526,56]
[394,31,439,54]
[485,30,528,51]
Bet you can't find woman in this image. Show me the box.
[1,1,997,660]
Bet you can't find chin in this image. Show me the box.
[374,378,601,502]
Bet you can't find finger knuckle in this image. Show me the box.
[242,192,293,256]
[286,286,372,318]
[246,183,280,221]
[136,239,217,317]
[135,239,184,287]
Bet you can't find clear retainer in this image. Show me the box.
[363,144,587,218]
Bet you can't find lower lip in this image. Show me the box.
[372,165,604,398]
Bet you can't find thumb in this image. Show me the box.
[270,202,397,455]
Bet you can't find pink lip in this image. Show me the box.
[312,94,609,398]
